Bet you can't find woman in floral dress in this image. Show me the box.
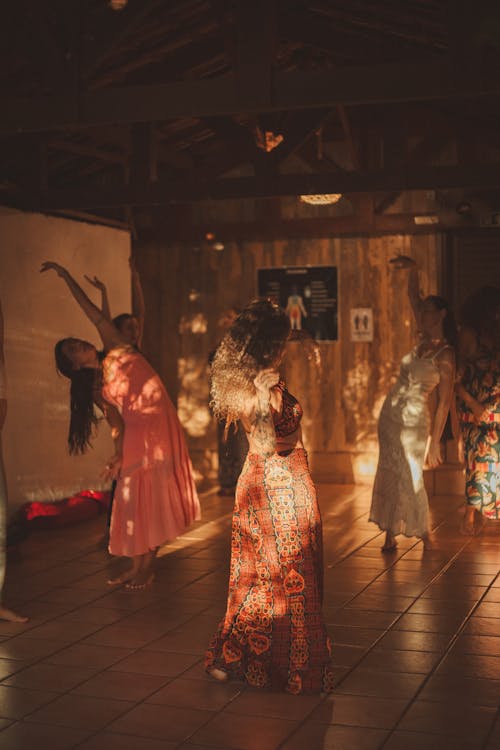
[456,287,500,533]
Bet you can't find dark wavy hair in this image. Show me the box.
[425,295,457,348]
[55,339,99,455]
[210,299,291,423]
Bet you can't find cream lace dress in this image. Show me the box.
[369,347,448,538]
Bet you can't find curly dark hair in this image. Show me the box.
[55,339,99,455]
[210,299,290,423]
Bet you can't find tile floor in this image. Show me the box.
[0,483,498,750]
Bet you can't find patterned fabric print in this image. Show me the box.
[273,383,303,438]
[458,351,500,520]
[205,448,333,694]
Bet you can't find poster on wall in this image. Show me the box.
[257,266,338,341]
[350,307,373,342]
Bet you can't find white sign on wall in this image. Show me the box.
[350,308,373,342]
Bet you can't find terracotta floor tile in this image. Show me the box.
[451,634,500,656]
[279,722,388,750]
[0,636,63,662]
[57,606,127,626]
[81,624,165,649]
[109,649,201,677]
[332,644,366,667]
[21,619,102,643]
[419,673,500,707]
[146,676,242,711]
[0,684,60,719]
[310,694,408,729]
[0,659,26,680]
[191,711,298,750]
[3,662,98,691]
[376,630,450,653]
[26,693,134,730]
[346,594,416,613]
[398,700,496,739]
[330,626,384,648]
[392,612,465,634]
[226,689,321,720]
[72,670,169,702]
[383,730,484,750]
[359,648,440,674]
[464,617,500,637]
[109,703,214,742]
[45,643,133,668]
[335,669,425,699]
[407,598,473,616]
[331,609,398,629]
[474,601,500,619]
[437,653,500,680]
[76,732,178,750]
[0,722,92,750]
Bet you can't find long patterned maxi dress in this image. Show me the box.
[205,386,333,694]
[457,350,500,519]
[102,346,201,557]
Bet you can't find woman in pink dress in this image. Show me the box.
[41,261,200,589]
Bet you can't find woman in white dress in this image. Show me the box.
[369,255,456,551]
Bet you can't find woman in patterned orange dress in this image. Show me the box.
[205,300,333,694]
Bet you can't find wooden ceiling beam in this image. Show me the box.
[137,214,448,242]
[3,58,500,134]
[17,163,500,211]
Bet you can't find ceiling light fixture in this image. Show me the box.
[299,193,342,206]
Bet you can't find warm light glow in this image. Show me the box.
[109,0,128,10]
[299,194,342,206]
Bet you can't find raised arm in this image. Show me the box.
[0,299,6,430]
[426,349,456,468]
[130,257,145,349]
[41,262,124,351]
[390,255,423,325]
[246,369,279,458]
[84,275,111,321]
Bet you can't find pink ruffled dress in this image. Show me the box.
[102,347,200,557]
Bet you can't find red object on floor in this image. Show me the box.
[22,490,110,528]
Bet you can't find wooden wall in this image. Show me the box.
[136,231,442,483]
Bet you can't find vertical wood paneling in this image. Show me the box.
[134,231,443,482]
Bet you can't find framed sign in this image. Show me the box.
[257,266,338,341]
[350,307,373,342]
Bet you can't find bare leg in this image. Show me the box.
[460,505,476,535]
[0,433,28,623]
[126,549,157,590]
[107,555,141,585]
[381,531,397,552]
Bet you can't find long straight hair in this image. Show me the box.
[54,339,99,455]
[426,295,457,349]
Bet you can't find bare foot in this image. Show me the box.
[0,607,29,623]
[422,534,435,550]
[381,532,397,552]
[460,506,477,536]
[107,574,132,586]
[125,572,155,591]
[474,514,486,536]
[208,668,228,682]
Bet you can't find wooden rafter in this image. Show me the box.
[3,58,499,133]
[12,162,500,211]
